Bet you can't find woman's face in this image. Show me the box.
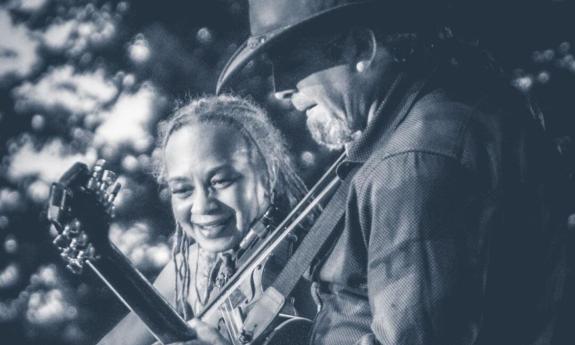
[164,122,269,253]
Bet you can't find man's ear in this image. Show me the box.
[347,28,378,71]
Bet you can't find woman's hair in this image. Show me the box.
[153,94,308,318]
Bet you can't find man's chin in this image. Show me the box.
[311,134,346,150]
[306,111,357,150]
[307,122,356,150]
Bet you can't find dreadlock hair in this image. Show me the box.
[153,94,309,318]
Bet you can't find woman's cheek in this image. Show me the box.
[223,187,251,232]
[171,198,189,225]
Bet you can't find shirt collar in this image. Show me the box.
[344,72,430,163]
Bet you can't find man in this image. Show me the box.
[188,0,568,344]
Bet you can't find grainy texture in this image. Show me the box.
[310,75,568,345]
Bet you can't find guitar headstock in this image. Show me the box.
[47,159,121,274]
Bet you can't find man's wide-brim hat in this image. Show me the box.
[216,0,378,94]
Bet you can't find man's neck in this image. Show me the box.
[344,68,426,160]
[343,61,404,153]
[366,66,403,125]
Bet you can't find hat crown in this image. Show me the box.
[217,0,375,93]
[249,0,372,36]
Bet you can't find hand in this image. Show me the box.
[161,319,231,345]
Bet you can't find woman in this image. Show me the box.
[97,95,312,345]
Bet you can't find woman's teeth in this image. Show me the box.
[195,217,232,237]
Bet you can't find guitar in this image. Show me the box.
[46,160,312,345]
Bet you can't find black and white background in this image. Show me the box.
[0,0,574,344]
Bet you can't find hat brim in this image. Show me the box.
[216,2,374,94]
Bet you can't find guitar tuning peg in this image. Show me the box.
[94,159,107,169]
[66,260,84,274]
[101,170,117,187]
[85,244,97,259]
[86,177,99,191]
[62,219,82,237]
[106,182,121,204]
[48,183,68,225]
[70,235,88,250]
[61,247,78,261]
[77,246,96,262]
[71,219,81,230]
[62,223,80,237]
[87,159,107,190]
[53,234,71,249]
[106,204,117,218]
[100,171,118,200]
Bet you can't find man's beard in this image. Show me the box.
[305,107,359,150]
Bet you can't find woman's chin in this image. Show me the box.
[195,227,241,253]
[198,238,237,253]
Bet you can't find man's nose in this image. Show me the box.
[271,63,298,101]
[274,89,296,101]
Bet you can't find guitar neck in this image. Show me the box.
[90,243,195,344]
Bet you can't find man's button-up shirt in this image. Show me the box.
[310,81,566,345]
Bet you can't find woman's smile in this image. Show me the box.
[165,122,269,253]
[192,215,234,239]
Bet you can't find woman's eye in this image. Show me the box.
[171,186,193,197]
[210,177,235,189]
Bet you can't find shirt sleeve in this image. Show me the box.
[357,151,484,345]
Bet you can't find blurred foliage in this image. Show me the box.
[0,0,574,344]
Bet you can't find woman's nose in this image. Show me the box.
[190,187,216,215]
